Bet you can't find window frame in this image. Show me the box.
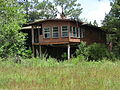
[77,28,80,38]
[52,26,59,38]
[80,28,85,38]
[70,26,73,37]
[73,27,77,38]
[43,27,50,38]
[61,26,68,37]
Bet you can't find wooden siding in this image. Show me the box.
[30,19,106,45]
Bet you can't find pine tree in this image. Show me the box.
[54,0,82,19]
[102,0,120,56]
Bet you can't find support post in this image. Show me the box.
[36,46,39,57]
[32,45,35,57]
[32,26,35,57]
[68,44,70,60]
[39,45,42,57]
[31,26,34,44]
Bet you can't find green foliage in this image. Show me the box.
[87,43,110,61]
[0,58,120,89]
[0,0,29,58]
[61,52,67,60]
[19,0,82,21]
[70,56,85,65]
[76,42,114,61]
[35,0,58,20]
[54,0,82,19]
[76,41,89,60]
[102,0,120,57]
[21,57,59,67]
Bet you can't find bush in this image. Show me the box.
[76,42,114,61]
[71,56,85,65]
[61,52,67,60]
[87,43,109,61]
[76,42,89,60]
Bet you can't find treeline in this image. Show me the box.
[102,0,120,58]
[18,0,82,22]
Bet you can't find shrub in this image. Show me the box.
[88,43,109,61]
[61,52,67,60]
[76,42,114,61]
[76,41,89,60]
[71,56,85,65]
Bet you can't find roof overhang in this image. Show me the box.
[81,24,107,33]
[22,26,32,30]
[24,19,84,26]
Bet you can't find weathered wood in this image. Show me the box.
[39,45,42,57]
[32,26,34,44]
[32,45,35,57]
[68,44,70,60]
[36,46,39,57]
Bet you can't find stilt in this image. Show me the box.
[36,46,39,57]
[68,44,70,60]
[39,45,42,57]
[32,26,35,57]
[31,26,34,44]
[32,45,35,57]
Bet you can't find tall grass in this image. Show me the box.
[0,58,120,89]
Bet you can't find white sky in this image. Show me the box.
[79,0,111,26]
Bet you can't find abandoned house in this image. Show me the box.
[22,19,106,60]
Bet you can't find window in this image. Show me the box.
[52,27,59,38]
[80,28,85,38]
[70,26,80,38]
[73,27,77,37]
[43,27,50,38]
[77,28,80,38]
[62,26,68,37]
[70,26,73,37]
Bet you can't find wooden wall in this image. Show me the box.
[31,20,106,45]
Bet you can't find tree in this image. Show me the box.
[18,0,33,21]
[93,20,98,26]
[0,0,27,59]
[18,0,58,21]
[88,20,98,26]
[36,0,58,20]
[102,0,120,56]
[54,0,82,19]
[18,0,82,22]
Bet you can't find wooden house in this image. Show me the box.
[22,19,106,59]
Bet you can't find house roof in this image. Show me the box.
[24,19,84,26]
[81,24,107,33]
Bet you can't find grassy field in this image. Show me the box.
[0,58,120,90]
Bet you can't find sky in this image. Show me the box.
[27,0,111,26]
[79,0,111,26]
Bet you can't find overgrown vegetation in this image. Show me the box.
[0,58,120,89]
[102,0,120,57]
[76,42,115,61]
[0,0,31,59]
